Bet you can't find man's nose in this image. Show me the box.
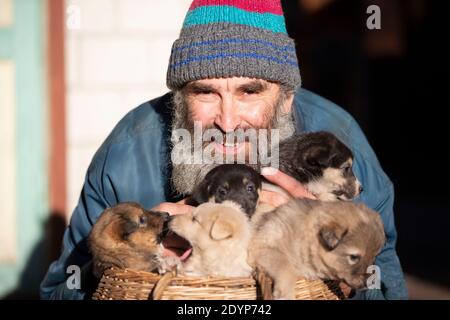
[214,97,241,132]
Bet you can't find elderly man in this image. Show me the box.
[40,0,407,299]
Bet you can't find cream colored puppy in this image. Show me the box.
[169,201,253,277]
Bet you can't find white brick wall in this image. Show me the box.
[0,0,13,27]
[0,60,17,263]
[65,0,192,215]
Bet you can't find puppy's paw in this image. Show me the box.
[157,256,182,274]
[255,268,274,300]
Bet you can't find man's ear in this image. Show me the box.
[304,145,333,168]
[281,93,294,113]
[319,222,348,251]
[210,218,233,241]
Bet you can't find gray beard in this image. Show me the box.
[170,90,296,196]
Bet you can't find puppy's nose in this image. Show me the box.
[160,211,171,221]
[359,185,364,193]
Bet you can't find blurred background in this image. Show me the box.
[0,0,448,299]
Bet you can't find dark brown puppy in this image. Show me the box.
[189,164,262,217]
[88,202,171,278]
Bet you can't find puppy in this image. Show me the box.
[88,202,174,278]
[249,199,385,299]
[168,201,253,277]
[268,131,362,201]
[189,164,262,217]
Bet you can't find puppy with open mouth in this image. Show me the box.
[249,199,386,299]
[168,201,253,277]
[265,131,363,202]
[88,202,184,278]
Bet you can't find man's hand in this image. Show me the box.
[151,198,194,216]
[151,198,193,258]
[259,167,316,208]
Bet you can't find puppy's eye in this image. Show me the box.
[342,165,351,173]
[246,183,255,193]
[217,186,227,196]
[348,254,361,264]
[139,215,147,226]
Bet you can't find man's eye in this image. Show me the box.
[243,90,257,95]
[197,90,214,95]
[193,90,218,102]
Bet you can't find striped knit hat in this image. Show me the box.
[167,0,301,91]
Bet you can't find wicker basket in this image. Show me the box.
[92,268,347,300]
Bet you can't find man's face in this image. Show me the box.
[186,77,292,147]
[171,77,296,195]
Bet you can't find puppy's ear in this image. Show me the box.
[304,145,333,168]
[188,177,211,206]
[319,222,348,251]
[210,218,233,241]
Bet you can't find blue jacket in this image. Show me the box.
[40,88,408,299]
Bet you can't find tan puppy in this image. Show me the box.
[88,202,174,278]
[169,201,253,277]
[249,199,385,299]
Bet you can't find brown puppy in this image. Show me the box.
[169,201,253,277]
[88,202,173,278]
[249,199,385,299]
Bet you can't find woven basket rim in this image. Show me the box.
[93,267,348,300]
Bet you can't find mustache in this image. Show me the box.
[178,122,278,149]
[200,128,270,143]
[182,121,275,134]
